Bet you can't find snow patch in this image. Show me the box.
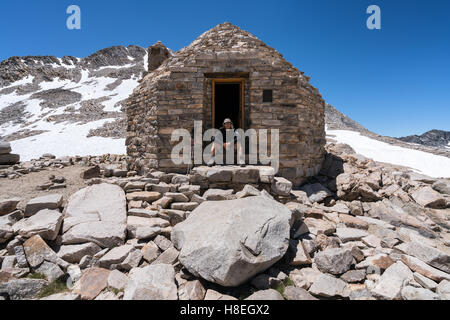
[327,129,450,178]
[1,76,35,89]
[10,119,125,161]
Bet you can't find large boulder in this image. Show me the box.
[62,184,127,248]
[62,221,126,248]
[64,183,126,224]
[171,196,291,287]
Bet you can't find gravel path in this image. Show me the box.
[0,165,87,210]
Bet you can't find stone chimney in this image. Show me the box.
[147,41,171,72]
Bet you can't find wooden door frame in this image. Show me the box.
[212,78,245,129]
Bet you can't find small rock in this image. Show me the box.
[432,180,450,195]
[22,235,58,268]
[245,289,284,300]
[24,194,63,217]
[99,245,134,269]
[289,268,322,290]
[335,227,368,242]
[271,177,292,197]
[401,254,450,282]
[34,261,64,282]
[0,141,12,154]
[303,218,335,236]
[178,279,206,300]
[73,267,111,300]
[0,278,47,300]
[404,242,450,274]
[141,241,161,263]
[283,286,318,300]
[13,245,28,268]
[134,226,161,240]
[236,185,261,199]
[401,286,440,300]
[40,292,80,300]
[413,272,438,291]
[171,202,199,211]
[250,273,281,290]
[288,240,312,266]
[13,209,63,241]
[126,191,162,202]
[356,254,394,271]
[152,247,179,265]
[108,269,128,291]
[339,214,369,230]
[411,186,447,209]
[153,235,173,251]
[300,183,332,203]
[123,264,177,300]
[57,243,103,264]
[204,289,237,300]
[127,208,158,218]
[371,261,413,300]
[341,270,366,283]
[362,234,382,248]
[202,189,234,201]
[309,274,349,298]
[314,247,353,275]
[0,198,21,216]
[120,249,143,271]
[67,265,82,286]
[437,280,450,299]
[165,192,190,203]
[152,196,173,209]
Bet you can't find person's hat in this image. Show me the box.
[223,118,233,124]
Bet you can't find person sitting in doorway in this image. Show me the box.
[208,118,245,167]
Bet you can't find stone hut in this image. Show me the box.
[126,23,326,186]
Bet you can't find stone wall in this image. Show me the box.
[126,23,326,186]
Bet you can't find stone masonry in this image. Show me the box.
[126,22,326,186]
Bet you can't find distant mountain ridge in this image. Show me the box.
[325,103,369,133]
[397,130,450,148]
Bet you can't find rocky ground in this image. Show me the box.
[1,143,449,301]
[0,45,147,144]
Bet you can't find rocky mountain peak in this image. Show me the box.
[325,103,369,133]
[82,45,147,69]
[397,130,450,148]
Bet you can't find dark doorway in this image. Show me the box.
[213,82,242,129]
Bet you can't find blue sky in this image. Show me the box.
[1,0,449,137]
